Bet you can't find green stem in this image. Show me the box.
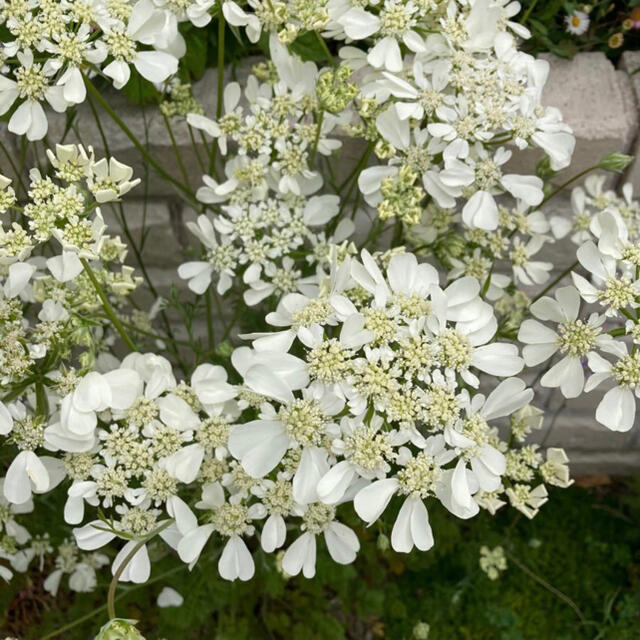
[541,165,598,206]
[42,543,210,640]
[95,315,195,348]
[309,111,324,168]
[84,78,197,207]
[531,260,579,304]
[81,259,136,352]
[106,520,173,620]
[507,553,588,626]
[188,124,207,174]
[217,13,225,119]
[162,112,192,190]
[620,307,637,323]
[205,288,215,351]
[0,138,27,199]
[222,300,243,341]
[208,11,226,175]
[315,31,336,66]
[481,265,493,298]
[520,0,540,25]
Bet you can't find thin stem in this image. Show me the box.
[207,10,226,176]
[107,520,173,620]
[81,259,137,352]
[507,553,588,626]
[222,300,243,341]
[541,166,598,206]
[84,78,197,207]
[309,111,324,168]
[338,142,373,193]
[0,138,27,198]
[41,545,213,640]
[531,260,579,304]
[95,314,194,348]
[162,112,192,189]
[217,13,225,119]
[205,288,215,351]
[481,265,493,298]
[188,124,207,173]
[315,31,336,66]
[520,0,540,25]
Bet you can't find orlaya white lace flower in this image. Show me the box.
[518,286,613,398]
[586,344,640,432]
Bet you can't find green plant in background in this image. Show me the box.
[1,481,638,639]
[1,0,640,638]
[520,0,640,59]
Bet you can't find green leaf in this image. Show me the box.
[121,69,159,105]
[182,27,209,79]
[290,31,330,62]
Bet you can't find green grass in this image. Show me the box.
[2,479,638,640]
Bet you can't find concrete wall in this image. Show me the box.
[1,53,640,476]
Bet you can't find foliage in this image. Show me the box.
[520,0,640,60]
[1,481,638,639]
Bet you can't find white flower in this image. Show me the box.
[572,241,640,317]
[0,50,67,141]
[446,378,532,495]
[565,10,590,36]
[586,344,640,432]
[102,2,179,89]
[157,586,184,607]
[353,434,455,552]
[282,503,359,578]
[518,286,612,398]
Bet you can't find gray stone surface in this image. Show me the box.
[618,50,640,192]
[508,52,638,184]
[566,450,640,476]
[104,199,188,268]
[0,124,22,186]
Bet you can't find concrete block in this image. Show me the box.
[618,50,640,192]
[0,123,23,188]
[103,199,188,269]
[508,53,638,184]
[566,450,640,476]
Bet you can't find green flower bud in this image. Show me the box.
[94,619,145,640]
[597,152,633,173]
[412,621,431,639]
[377,533,390,551]
[316,66,358,114]
[535,156,556,180]
[215,340,234,358]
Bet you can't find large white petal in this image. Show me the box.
[324,522,359,564]
[353,478,399,525]
[595,386,636,432]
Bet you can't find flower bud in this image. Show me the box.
[377,533,390,551]
[412,621,431,639]
[597,152,633,173]
[94,618,145,640]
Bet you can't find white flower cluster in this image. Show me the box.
[0,143,140,385]
[0,145,147,586]
[0,0,214,139]
[352,1,574,231]
[1,0,638,624]
[180,43,355,303]
[519,180,640,432]
[225,249,571,573]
